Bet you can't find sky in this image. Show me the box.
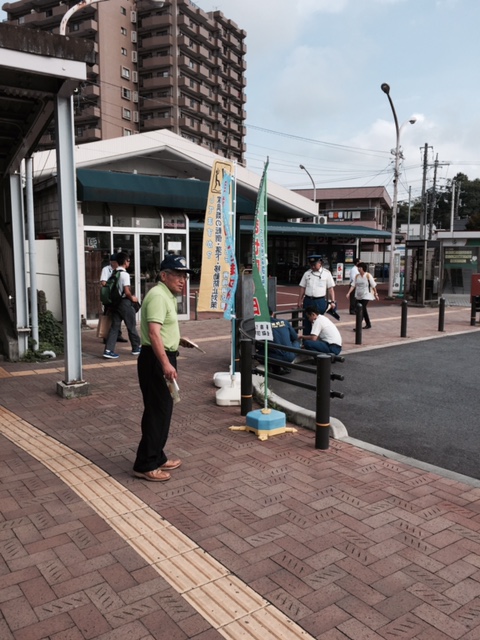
[2,0,480,206]
[198,0,480,205]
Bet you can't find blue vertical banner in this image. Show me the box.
[198,160,235,312]
[221,171,238,320]
[252,160,272,341]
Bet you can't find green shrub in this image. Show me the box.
[22,311,64,361]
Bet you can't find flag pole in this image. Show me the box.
[230,158,291,439]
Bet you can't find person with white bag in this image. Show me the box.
[346,261,379,330]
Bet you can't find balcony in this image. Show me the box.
[68,19,98,38]
[138,13,171,32]
[75,127,102,143]
[140,55,173,71]
[82,84,100,100]
[140,34,173,51]
[177,14,197,38]
[141,116,175,131]
[141,76,173,90]
[75,105,101,121]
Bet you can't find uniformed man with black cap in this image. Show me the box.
[297,255,336,334]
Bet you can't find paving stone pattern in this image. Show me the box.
[1,292,480,639]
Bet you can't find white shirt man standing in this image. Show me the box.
[297,255,336,334]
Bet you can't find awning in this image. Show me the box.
[77,168,257,212]
[190,220,391,239]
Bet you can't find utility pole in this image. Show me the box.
[428,154,439,240]
[450,178,456,233]
[428,155,450,239]
[419,143,429,240]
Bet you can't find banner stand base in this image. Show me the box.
[230,408,297,441]
[216,384,241,406]
[213,371,240,389]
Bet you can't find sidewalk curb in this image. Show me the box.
[252,374,348,438]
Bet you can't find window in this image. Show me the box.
[122,87,131,100]
[121,26,127,36]
[121,47,127,56]
[70,23,80,32]
[120,6,126,15]
[121,66,130,79]
[124,128,132,136]
[123,108,132,120]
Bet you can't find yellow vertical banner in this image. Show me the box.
[198,159,235,312]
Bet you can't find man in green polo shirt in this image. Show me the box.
[133,255,195,482]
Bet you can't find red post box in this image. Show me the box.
[472,274,480,297]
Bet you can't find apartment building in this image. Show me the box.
[2,0,247,162]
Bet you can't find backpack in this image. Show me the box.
[100,270,122,307]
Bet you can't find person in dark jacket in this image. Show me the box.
[256,309,300,374]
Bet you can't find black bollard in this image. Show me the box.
[400,300,408,337]
[438,297,445,332]
[240,334,253,416]
[315,354,331,450]
[194,291,198,321]
[471,298,477,327]
[354,302,363,345]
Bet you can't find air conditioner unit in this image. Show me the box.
[318,215,328,225]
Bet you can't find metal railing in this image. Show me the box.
[239,312,344,450]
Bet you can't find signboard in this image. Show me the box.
[444,247,478,269]
[336,263,344,282]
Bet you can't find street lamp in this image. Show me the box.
[299,164,318,221]
[60,0,165,35]
[380,83,416,298]
[60,0,104,35]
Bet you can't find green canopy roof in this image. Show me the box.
[190,220,391,239]
[77,169,255,213]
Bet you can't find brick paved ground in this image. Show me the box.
[1,288,480,639]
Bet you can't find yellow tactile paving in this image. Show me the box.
[222,607,314,639]
[0,406,315,640]
[184,575,266,627]
[155,548,229,593]
[89,491,147,518]
[129,527,196,562]
[109,509,170,539]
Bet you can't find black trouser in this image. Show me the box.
[133,347,177,472]
[356,299,371,327]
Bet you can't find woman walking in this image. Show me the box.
[346,261,379,329]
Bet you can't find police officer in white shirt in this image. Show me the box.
[297,256,336,335]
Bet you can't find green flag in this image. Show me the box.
[252,160,272,341]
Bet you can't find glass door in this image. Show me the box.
[113,233,136,294]
[139,234,162,298]
[164,232,188,316]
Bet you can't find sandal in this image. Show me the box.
[133,468,171,482]
[159,458,182,470]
